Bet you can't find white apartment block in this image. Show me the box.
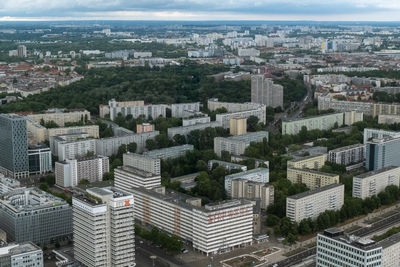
[282,113,344,135]
[0,242,43,267]
[99,100,144,118]
[316,228,382,267]
[214,131,269,157]
[287,154,327,170]
[170,102,200,118]
[96,130,159,156]
[73,187,135,267]
[168,121,221,138]
[352,166,400,199]
[208,160,247,172]
[287,168,340,190]
[238,48,260,57]
[182,116,211,126]
[52,134,96,161]
[231,179,274,209]
[143,144,194,160]
[55,156,109,188]
[216,108,266,129]
[130,186,253,255]
[207,99,265,113]
[251,75,284,108]
[224,168,269,195]
[286,183,344,223]
[108,99,166,121]
[363,128,400,144]
[114,166,161,190]
[328,143,366,166]
[27,109,91,127]
[122,153,161,175]
[378,115,400,125]
[380,233,400,267]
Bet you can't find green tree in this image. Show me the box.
[146,139,158,150]
[127,142,137,153]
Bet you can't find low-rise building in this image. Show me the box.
[143,144,194,160]
[224,168,269,194]
[352,166,400,199]
[214,131,269,157]
[208,160,247,172]
[286,183,344,223]
[0,242,43,267]
[231,179,274,209]
[328,143,366,166]
[130,186,253,255]
[55,156,109,188]
[282,113,344,135]
[287,168,340,190]
[47,125,99,140]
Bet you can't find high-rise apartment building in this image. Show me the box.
[108,99,166,121]
[328,144,366,166]
[344,111,363,125]
[0,114,29,179]
[27,109,91,127]
[282,113,344,135]
[0,242,43,267]
[170,102,200,118]
[55,156,109,187]
[214,131,269,157]
[122,153,160,175]
[251,75,283,108]
[287,154,327,170]
[224,168,269,194]
[229,117,247,136]
[17,45,27,57]
[73,187,135,267]
[0,188,72,245]
[287,168,340,190]
[51,133,96,161]
[231,179,274,209]
[366,137,400,171]
[352,166,400,199]
[286,183,344,223]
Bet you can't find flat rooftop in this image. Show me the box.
[287,167,339,177]
[283,112,343,123]
[288,154,326,163]
[225,167,268,178]
[321,229,379,251]
[329,143,365,153]
[354,166,399,179]
[377,232,400,249]
[288,183,343,200]
[0,242,41,257]
[118,165,158,178]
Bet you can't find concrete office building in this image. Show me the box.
[0,114,29,179]
[352,166,400,199]
[130,186,253,255]
[143,144,194,160]
[344,111,364,125]
[171,102,200,118]
[52,133,96,161]
[28,144,52,175]
[136,123,154,133]
[96,130,159,156]
[282,113,344,135]
[328,143,366,166]
[287,154,327,170]
[0,242,43,267]
[122,153,161,175]
[363,128,400,144]
[73,187,135,267]
[167,121,222,138]
[286,183,344,223]
[287,168,340,190]
[55,156,109,188]
[224,168,269,194]
[316,228,382,267]
[0,175,23,195]
[366,137,400,171]
[182,116,211,126]
[214,131,269,157]
[378,115,400,125]
[0,188,72,244]
[108,99,166,121]
[208,160,247,172]
[231,179,274,209]
[230,118,247,136]
[27,109,91,127]
[251,75,284,108]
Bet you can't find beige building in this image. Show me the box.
[136,123,154,133]
[231,179,274,209]
[287,154,327,170]
[27,110,91,127]
[378,115,400,125]
[47,125,99,140]
[229,117,247,136]
[344,111,363,125]
[287,168,340,190]
[286,183,344,223]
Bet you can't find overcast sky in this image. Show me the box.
[1,0,400,21]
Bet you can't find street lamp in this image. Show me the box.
[150,255,157,267]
